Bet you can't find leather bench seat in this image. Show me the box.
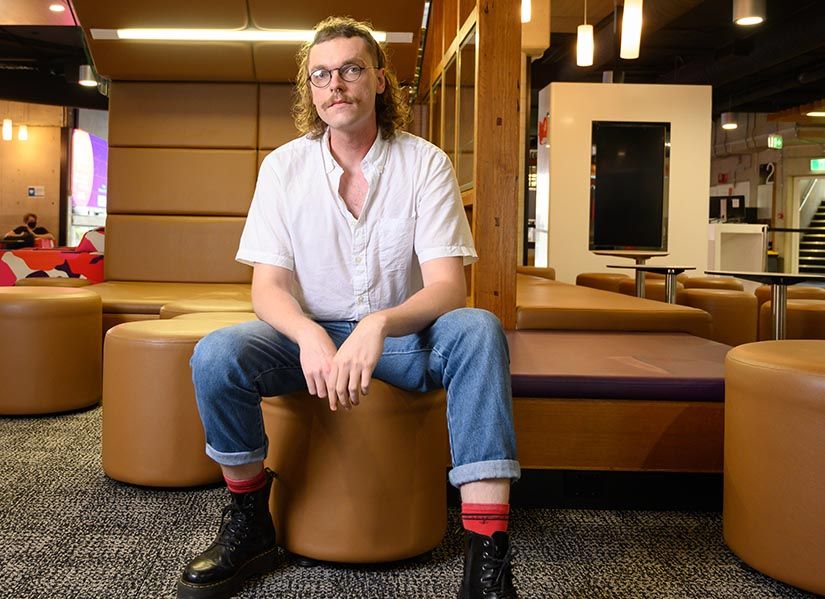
[516,275,711,338]
[677,288,757,346]
[89,281,251,332]
[506,329,728,472]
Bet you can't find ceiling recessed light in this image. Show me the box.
[806,111,825,117]
[733,0,765,26]
[79,65,97,87]
[48,3,66,12]
[721,112,738,130]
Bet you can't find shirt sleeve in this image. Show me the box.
[414,148,478,266]
[236,153,295,269]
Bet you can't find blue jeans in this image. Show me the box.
[190,308,520,487]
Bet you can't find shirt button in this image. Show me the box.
[355,256,362,264]
[357,296,364,304]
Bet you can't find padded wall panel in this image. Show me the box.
[72,0,248,29]
[86,41,255,82]
[105,215,251,283]
[259,84,301,148]
[108,148,256,215]
[254,45,302,83]
[109,83,258,148]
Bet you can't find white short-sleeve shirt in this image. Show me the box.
[236,129,477,321]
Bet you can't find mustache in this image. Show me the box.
[323,96,353,109]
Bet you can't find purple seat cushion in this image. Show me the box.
[507,331,728,402]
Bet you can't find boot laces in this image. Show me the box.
[481,542,518,598]
[215,499,253,551]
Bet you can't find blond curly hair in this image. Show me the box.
[292,16,410,140]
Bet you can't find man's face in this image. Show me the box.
[26,217,36,228]
[307,36,386,136]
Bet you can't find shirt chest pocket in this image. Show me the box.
[376,217,416,272]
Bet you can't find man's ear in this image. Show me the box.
[376,68,386,94]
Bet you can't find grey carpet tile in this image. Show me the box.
[0,407,818,599]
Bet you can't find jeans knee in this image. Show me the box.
[444,308,506,347]
[191,327,241,377]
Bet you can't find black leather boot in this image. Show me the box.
[177,470,278,599]
[458,531,519,599]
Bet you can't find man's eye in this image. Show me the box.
[311,70,328,80]
[343,65,361,76]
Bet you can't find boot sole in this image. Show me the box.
[176,546,278,599]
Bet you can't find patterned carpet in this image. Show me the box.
[0,407,817,599]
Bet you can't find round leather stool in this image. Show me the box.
[618,277,684,302]
[575,272,629,293]
[159,298,253,319]
[0,287,101,415]
[754,284,825,312]
[102,319,226,487]
[677,288,756,346]
[683,276,744,291]
[724,340,825,595]
[174,311,258,324]
[262,381,447,563]
[758,299,825,340]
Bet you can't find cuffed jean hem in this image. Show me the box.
[448,459,522,488]
[205,443,268,467]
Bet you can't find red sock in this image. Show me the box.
[225,469,267,494]
[462,503,510,537]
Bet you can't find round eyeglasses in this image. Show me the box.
[309,64,379,88]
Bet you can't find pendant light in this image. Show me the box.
[18,125,28,141]
[577,0,594,67]
[620,0,643,60]
[2,118,11,141]
[521,0,532,24]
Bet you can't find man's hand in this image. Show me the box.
[295,324,338,400]
[325,315,387,411]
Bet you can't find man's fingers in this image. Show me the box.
[360,367,371,396]
[348,370,361,406]
[336,367,352,410]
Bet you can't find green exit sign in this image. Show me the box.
[812,158,825,172]
[767,134,783,149]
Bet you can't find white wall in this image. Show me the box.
[535,82,712,283]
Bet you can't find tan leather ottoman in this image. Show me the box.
[262,382,447,563]
[683,276,744,291]
[724,340,825,595]
[618,277,684,302]
[575,272,629,293]
[0,287,101,415]
[677,288,756,346]
[758,299,825,340]
[102,320,226,487]
[160,298,254,319]
[174,312,258,324]
[755,284,825,312]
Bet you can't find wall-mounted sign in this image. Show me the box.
[811,158,825,172]
[538,112,549,147]
[767,133,783,149]
[27,186,45,197]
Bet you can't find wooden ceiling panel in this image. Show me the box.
[550,0,614,33]
[248,0,425,33]
[0,0,75,26]
[71,0,248,29]
[87,40,255,81]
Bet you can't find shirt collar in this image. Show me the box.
[320,127,389,175]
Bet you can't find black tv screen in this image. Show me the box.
[589,121,670,251]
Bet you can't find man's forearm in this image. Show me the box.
[368,281,466,338]
[252,286,323,344]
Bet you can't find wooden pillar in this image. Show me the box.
[473,0,520,328]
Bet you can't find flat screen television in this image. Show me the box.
[589,121,670,251]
